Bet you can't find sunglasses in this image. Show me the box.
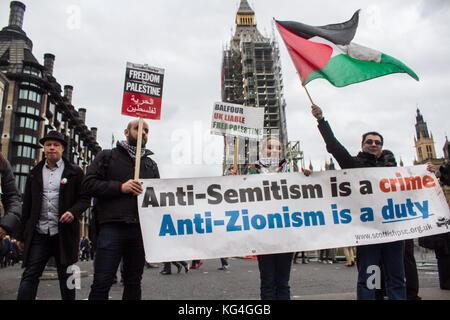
[364,139,382,146]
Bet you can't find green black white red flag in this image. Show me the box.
[275,11,419,87]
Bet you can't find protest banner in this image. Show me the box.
[211,101,264,171]
[210,102,264,140]
[121,62,164,179]
[137,165,450,263]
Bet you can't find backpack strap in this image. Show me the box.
[98,149,114,179]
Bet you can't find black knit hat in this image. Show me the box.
[39,131,68,147]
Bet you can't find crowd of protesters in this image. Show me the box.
[0,236,22,267]
[0,109,449,300]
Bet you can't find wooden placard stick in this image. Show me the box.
[134,117,144,180]
[233,136,239,172]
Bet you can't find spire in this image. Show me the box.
[238,0,254,14]
[414,108,437,162]
[329,157,335,170]
[444,135,450,160]
[415,108,429,139]
[236,0,255,26]
[231,0,265,46]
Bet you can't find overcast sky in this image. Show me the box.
[1,0,449,178]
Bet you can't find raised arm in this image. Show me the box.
[311,105,355,169]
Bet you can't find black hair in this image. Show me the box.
[362,131,383,146]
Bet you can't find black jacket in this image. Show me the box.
[434,232,450,259]
[0,160,22,238]
[419,232,450,259]
[317,118,397,169]
[18,157,90,267]
[82,143,160,225]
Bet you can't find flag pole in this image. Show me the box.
[302,84,315,105]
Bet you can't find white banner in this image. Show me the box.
[210,102,264,140]
[138,165,450,263]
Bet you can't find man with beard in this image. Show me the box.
[83,119,160,300]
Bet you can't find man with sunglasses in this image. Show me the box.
[311,104,406,300]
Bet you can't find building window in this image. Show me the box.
[19,89,42,103]
[14,134,37,145]
[17,105,40,116]
[13,163,31,175]
[48,102,56,114]
[14,175,28,194]
[19,116,39,131]
[426,145,433,159]
[21,81,40,89]
[23,66,42,78]
[16,145,36,159]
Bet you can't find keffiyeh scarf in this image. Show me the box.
[255,158,288,174]
[118,140,147,159]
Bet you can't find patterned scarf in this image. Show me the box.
[118,140,146,159]
[255,158,288,174]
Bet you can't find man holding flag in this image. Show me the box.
[311,105,406,300]
[275,10,420,300]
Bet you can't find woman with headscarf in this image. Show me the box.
[230,136,311,300]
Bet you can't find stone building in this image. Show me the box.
[413,108,450,202]
[0,1,101,237]
[221,0,288,174]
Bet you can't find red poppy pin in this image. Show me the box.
[61,178,68,185]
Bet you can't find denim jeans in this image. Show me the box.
[17,232,75,300]
[257,252,293,300]
[88,223,145,300]
[356,240,406,300]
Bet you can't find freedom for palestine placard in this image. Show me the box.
[122,62,165,120]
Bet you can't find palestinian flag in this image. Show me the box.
[275,11,419,87]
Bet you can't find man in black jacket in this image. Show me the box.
[16,131,90,300]
[311,105,406,300]
[84,119,160,300]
